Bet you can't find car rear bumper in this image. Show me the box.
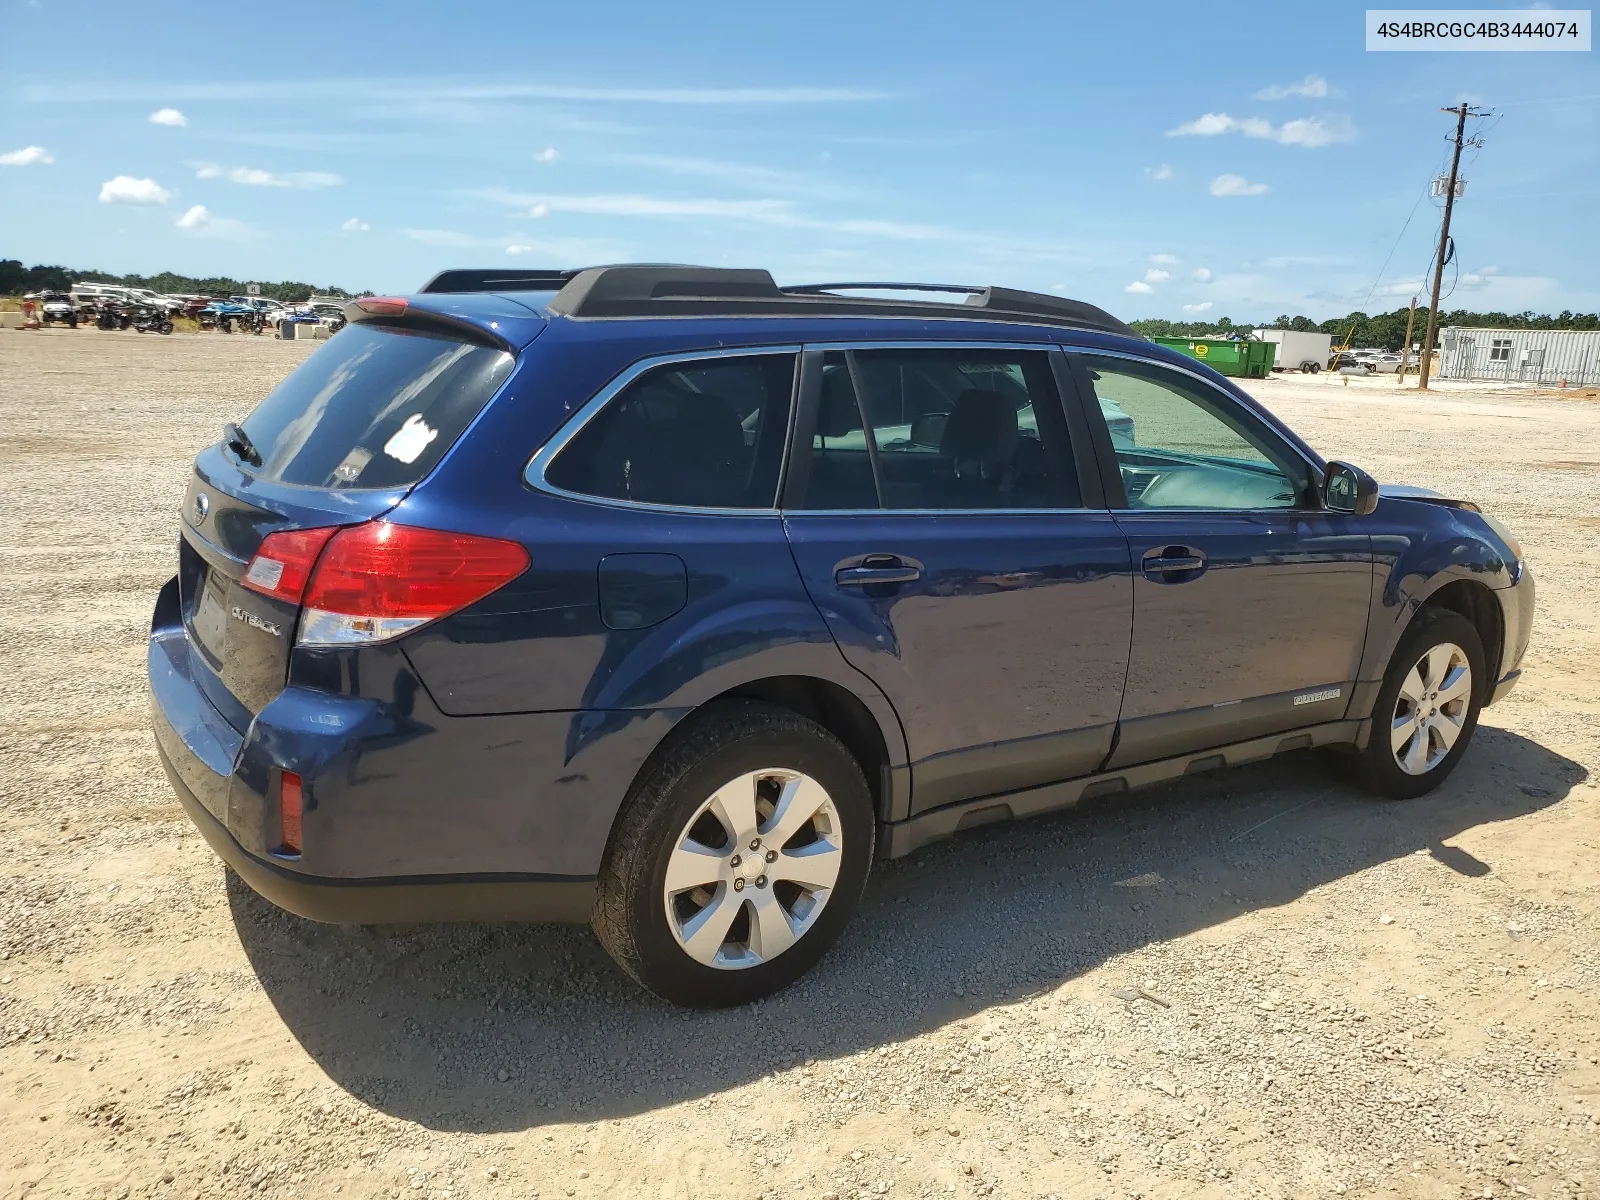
[154,734,595,924]
[147,575,606,925]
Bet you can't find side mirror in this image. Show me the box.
[1323,460,1379,516]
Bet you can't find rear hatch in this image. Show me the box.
[178,310,524,732]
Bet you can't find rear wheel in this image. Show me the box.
[593,701,874,1007]
[1354,608,1485,799]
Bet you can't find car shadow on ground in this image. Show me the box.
[226,725,1585,1133]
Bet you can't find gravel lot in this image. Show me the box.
[1,328,1596,1200]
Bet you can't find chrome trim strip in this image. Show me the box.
[523,344,803,514]
[786,508,1108,517]
[803,338,1063,352]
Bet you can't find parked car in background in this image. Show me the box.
[1370,353,1405,373]
[30,291,80,327]
[1335,352,1377,373]
[71,282,131,308]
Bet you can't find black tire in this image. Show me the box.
[593,701,874,1007]
[1353,607,1486,800]
[159,320,173,335]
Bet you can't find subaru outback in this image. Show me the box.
[148,265,1534,1006]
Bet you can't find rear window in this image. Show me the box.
[238,322,514,489]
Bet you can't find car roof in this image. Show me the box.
[396,264,1152,355]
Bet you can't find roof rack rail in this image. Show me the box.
[418,268,579,294]
[419,264,1137,338]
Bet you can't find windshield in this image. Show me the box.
[238,322,514,490]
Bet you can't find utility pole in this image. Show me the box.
[1398,294,1419,384]
[1418,103,1486,390]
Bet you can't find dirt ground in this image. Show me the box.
[0,329,1596,1200]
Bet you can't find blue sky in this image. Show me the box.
[2,1,1596,320]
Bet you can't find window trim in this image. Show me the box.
[1065,347,1328,515]
[784,339,1103,516]
[523,344,802,515]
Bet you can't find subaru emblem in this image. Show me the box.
[193,492,210,522]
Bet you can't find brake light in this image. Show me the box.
[279,771,303,855]
[297,521,530,646]
[355,297,407,316]
[242,526,341,603]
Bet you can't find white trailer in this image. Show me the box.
[1254,328,1333,373]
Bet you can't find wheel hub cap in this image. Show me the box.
[663,769,844,970]
[1391,642,1472,776]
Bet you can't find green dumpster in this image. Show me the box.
[1152,336,1277,378]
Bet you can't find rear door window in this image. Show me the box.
[543,352,796,508]
[797,348,1081,510]
[238,322,515,490]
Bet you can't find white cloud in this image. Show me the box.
[1169,113,1239,137]
[1168,112,1353,147]
[505,244,534,255]
[1150,253,1179,265]
[402,228,481,247]
[0,145,53,166]
[29,80,890,105]
[1275,116,1354,148]
[1182,301,1215,313]
[99,175,171,204]
[1144,268,1172,284]
[148,108,188,127]
[483,187,954,241]
[1211,173,1269,197]
[1145,163,1173,181]
[1124,280,1155,295]
[173,204,253,239]
[341,217,370,232]
[1192,267,1214,283]
[1254,75,1330,101]
[534,147,559,163]
[195,164,341,188]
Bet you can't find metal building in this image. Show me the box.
[1437,326,1600,386]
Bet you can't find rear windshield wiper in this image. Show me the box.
[222,422,262,466]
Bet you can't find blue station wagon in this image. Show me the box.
[148,266,1534,1006]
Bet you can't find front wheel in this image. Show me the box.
[593,701,874,1007]
[1354,608,1486,799]
[159,320,173,335]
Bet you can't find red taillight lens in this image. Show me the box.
[354,297,407,316]
[242,526,341,603]
[279,771,303,855]
[298,522,529,645]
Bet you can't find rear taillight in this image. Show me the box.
[242,526,341,603]
[354,296,407,316]
[279,771,303,856]
[297,521,530,646]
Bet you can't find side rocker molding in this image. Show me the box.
[883,719,1365,858]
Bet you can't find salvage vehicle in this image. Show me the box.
[32,291,79,328]
[149,265,1534,1007]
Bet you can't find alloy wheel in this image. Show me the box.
[1391,641,1473,775]
[663,769,844,970]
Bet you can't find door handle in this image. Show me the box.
[1141,545,1207,582]
[836,556,922,587]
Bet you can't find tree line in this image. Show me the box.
[0,259,364,304]
[1132,305,1600,349]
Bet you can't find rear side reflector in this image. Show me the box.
[297,521,530,647]
[242,526,341,603]
[279,771,304,856]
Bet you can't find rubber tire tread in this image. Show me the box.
[592,700,874,1007]
[1355,606,1486,800]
